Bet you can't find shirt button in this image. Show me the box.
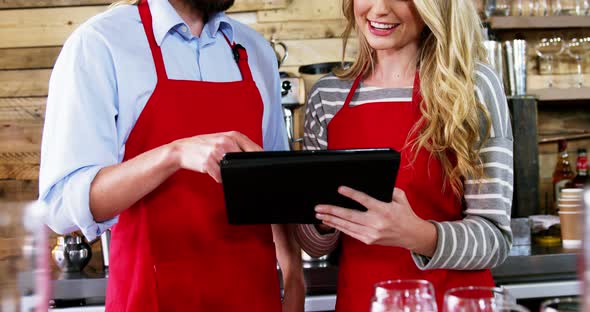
[181,25,188,33]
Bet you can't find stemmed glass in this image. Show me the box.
[540,297,580,311]
[551,0,563,15]
[552,0,590,15]
[370,279,438,312]
[513,0,538,16]
[484,0,511,17]
[443,286,528,312]
[566,33,590,88]
[535,33,566,88]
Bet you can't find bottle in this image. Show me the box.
[570,148,588,188]
[552,140,574,214]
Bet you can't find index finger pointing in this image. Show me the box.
[228,131,263,152]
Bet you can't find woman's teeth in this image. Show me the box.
[369,21,396,29]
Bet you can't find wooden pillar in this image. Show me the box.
[508,96,539,217]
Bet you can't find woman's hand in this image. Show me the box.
[170,131,262,183]
[315,186,438,257]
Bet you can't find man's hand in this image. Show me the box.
[171,131,262,183]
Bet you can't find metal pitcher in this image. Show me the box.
[270,38,288,68]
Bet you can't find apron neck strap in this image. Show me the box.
[221,33,254,82]
[342,74,363,109]
[138,0,254,82]
[138,0,168,80]
[342,67,421,110]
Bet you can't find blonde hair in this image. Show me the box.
[110,0,140,7]
[337,0,491,196]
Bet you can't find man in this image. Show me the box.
[39,0,304,310]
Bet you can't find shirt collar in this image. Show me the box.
[148,0,235,46]
[206,11,234,43]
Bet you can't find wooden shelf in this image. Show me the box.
[528,87,590,101]
[539,132,590,143]
[489,16,590,29]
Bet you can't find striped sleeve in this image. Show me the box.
[302,81,329,150]
[412,64,514,270]
[295,77,341,257]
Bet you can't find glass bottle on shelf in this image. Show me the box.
[552,140,575,214]
[569,148,589,188]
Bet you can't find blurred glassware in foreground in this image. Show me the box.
[540,296,580,311]
[443,286,528,312]
[371,279,437,312]
[0,200,49,312]
[583,186,590,311]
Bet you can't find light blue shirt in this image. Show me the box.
[39,0,289,241]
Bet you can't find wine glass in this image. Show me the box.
[535,33,566,88]
[443,286,523,312]
[540,297,580,311]
[0,201,50,311]
[551,0,563,15]
[370,279,437,312]
[566,33,590,88]
[484,0,511,17]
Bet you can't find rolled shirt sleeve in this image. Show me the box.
[39,25,119,241]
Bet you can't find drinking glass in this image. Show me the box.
[566,33,590,88]
[535,33,566,87]
[485,0,512,17]
[552,0,589,15]
[443,286,522,312]
[0,200,50,311]
[534,0,550,15]
[540,297,580,311]
[370,279,437,312]
[552,0,563,15]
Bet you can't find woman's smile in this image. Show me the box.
[367,19,400,36]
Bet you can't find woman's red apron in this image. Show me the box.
[327,73,495,311]
[105,1,281,310]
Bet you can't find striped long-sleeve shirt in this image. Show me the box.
[295,63,513,270]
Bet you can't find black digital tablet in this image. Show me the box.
[220,148,401,224]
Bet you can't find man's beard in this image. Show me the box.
[184,0,235,17]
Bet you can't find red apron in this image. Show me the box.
[105,1,281,311]
[328,73,495,311]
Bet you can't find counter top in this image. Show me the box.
[27,244,579,307]
[303,244,580,294]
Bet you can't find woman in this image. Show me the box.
[39,0,304,310]
[296,0,513,310]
